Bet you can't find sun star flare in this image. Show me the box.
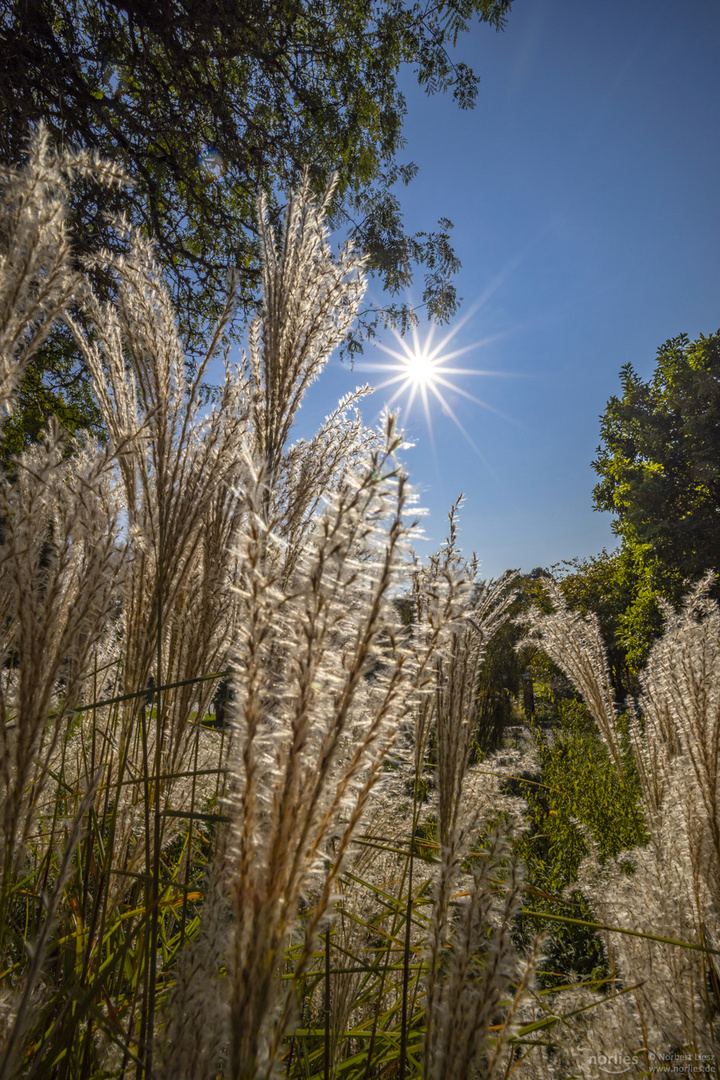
[355,320,509,454]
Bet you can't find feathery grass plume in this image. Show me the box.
[63,227,251,1079]
[636,575,720,893]
[158,860,233,1080]
[158,172,414,1080]
[69,227,250,772]
[521,575,720,1078]
[0,125,125,414]
[571,843,715,1073]
[415,519,533,1079]
[437,589,517,846]
[219,421,413,1080]
[0,424,124,949]
[424,836,532,1080]
[250,172,367,496]
[277,386,379,582]
[408,505,509,798]
[594,575,720,1066]
[522,578,625,775]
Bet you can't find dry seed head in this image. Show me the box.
[521,579,624,773]
[0,126,125,413]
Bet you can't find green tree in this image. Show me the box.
[586,330,720,669]
[593,330,720,584]
[554,548,668,692]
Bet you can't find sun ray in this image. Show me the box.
[425,380,500,479]
[432,377,523,427]
[419,381,437,459]
[426,381,479,452]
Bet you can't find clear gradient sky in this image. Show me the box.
[295,0,720,578]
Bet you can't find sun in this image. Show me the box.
[403,347,437,387]
[354,321,507,453]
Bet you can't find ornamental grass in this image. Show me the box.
[1,130,719,1080]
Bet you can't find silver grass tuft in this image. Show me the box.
[0,125,124,413]
[522,579,625,774]
[0,425,124,901]
[523,574,720,1077]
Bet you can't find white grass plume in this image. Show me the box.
[250,173,367,491]
[68,226,250,831]
[522,574,720,1076]
[222,426,413,1080]
[522,578,625,774]
[0,126,125,414]
[0,425,123,907]
[411,507,535,1080]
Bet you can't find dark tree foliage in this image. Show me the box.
[2,0,512,345]
[474,619,521,752]
[0,324,105,468]
[593,331,720,584]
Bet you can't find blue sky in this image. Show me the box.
[295,0,720,578]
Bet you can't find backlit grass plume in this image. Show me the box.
[522,576,720,1077]
[0,425,123,947]
[0,124,125,413]
[222,432,412,1080]
[414,519,533,1080]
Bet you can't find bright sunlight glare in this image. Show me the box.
[405,348,437,386]
[355,319,513,455]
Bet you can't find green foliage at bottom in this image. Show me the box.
[515,696,647,985]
